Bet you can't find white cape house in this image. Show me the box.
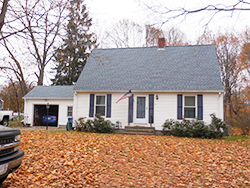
[72,41,224,130]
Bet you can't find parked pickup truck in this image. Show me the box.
[0,126,24,184]
[0,111,14,126]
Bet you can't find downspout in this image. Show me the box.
[73,91,78,127]
[218,92,224,120]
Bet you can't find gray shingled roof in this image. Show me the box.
[74,44,224,92]
[23,86,74,99]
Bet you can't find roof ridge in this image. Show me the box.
[37,85,74,87]
[94,44,215,51]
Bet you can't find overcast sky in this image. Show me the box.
[85,0,250,44]
[2,0,250,86]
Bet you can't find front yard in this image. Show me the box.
[2,131,250,187]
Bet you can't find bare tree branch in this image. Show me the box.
[1,0,69,86]
[0,0,8,31]
[102,19,145,48]
[0,32,28,95]
[144,0,250,27]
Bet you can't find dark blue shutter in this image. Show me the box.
[128,94,133,123]
[89,94,95,117]
[149,94,154,124]
[197,94,203,120]
[106,94,112,118]
[177,94,183,120]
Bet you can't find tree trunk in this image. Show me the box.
[37,68,44,85]
[0,0,8,31]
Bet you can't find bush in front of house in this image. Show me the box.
[162,114,227,139]
[76,114,113,133]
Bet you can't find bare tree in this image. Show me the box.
[164,27,187,45]
[145,25,163,46]
[102,21,187,48]
[198,32,241,117]
[227,89,250,135]
[0,0,8,31]
[0,79,34,113]
[0,0,29,40]
[238,29,250,80]
[102,19,145,48]
[0,0,68,88]
[145,25,187,46]
[0,41,28,96]
[144,0,250,27]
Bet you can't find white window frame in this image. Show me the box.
[183,95,196,119]
[95,95,106,117]
[67,106,73,117]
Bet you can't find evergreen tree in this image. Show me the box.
[52,0,97,85]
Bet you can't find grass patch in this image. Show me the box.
[222,135,249,142]
[9,120,23,127]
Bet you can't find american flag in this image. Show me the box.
[116,90,132,103]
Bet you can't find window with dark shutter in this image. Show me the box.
[197,95,203,120]
[149,94,154,123]
[128,95,133,123]
[106,94,112,118]
[177,94,183,120]
[89,94,95,117]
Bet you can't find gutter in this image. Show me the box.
[22,97,73,100]
[73,90,224,93]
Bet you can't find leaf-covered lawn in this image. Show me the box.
[3,131,250,187]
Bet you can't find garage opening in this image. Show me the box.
[33,105,59,127]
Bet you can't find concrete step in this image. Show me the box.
[125,126,155,128]
[123,131,155,135]
[124,126,155,135]
[124,128,155,133]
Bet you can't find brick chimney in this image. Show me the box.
[158,38,165,49]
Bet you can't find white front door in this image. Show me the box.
[135,95,148,125]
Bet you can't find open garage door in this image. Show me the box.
[33,105,59,126]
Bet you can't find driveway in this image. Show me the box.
[11,125,66,131]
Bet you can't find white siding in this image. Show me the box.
[24,98,73,127]
[154,93,177,130]
[76,93,89,120]
[74,92,129,128]
[111,93,129,128]
[74,92,224,130]
[203,93,224,124]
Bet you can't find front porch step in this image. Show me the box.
[123,126,155,135]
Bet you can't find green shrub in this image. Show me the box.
[75,117,93,132]
[210,113,227,138]
[76,114,113,133]
[162,114,227,139]
[13,115,24,121]
[9,119,23,127]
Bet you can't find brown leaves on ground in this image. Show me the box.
[3,131,250,187]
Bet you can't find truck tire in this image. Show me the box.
[0,175,8,184]
[2,118,9,126]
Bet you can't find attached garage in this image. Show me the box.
[23,86,74,127]
[33,105,59,126]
